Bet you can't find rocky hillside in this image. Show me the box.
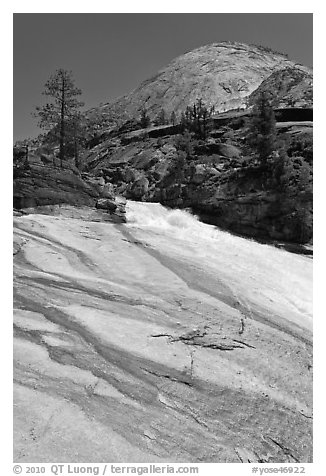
[80,113,312,244]
[87,42,312,129]
[249,67,313,108]
[77,42,313,245]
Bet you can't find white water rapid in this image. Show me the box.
[126,201,312,331]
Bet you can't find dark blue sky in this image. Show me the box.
[13,13,313,141]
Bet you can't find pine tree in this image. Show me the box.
[65,111,87,170]
[247,91,277,165]
[170,111,177,126]
[139,107,151,128]
[156,108,167,126]
[174,131,194,159]
[180,112,187,132]
[181,99,212,139]
[35,69,84,168]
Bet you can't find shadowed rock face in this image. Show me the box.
[13,163,99,209]
[88,42,311,127]
[81,122,313,244]
[13,163,127,223]
[13,203,312,463]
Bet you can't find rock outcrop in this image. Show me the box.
[13,162,99,209]
[249,67,313,109]
[13,160,126,223]
[127,176,149,200]
[81,117,312,244]
[96,196,127,223]
[13,204,312,462]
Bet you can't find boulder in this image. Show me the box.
[216,143,242,158]
[115,196,127,214]
[152,160,170,181]
[123,168,138,183]
[191,164,207,184]
[101,183,115,199]
[152,150,165,161]
[128,176,149,200]
[95,196,127,223]
[96,198,117,212]
[115,195,127,207]
[133,151,155,170]
[161,144,176,155]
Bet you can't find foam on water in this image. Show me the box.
[127,201,305,257]
[127,200,238,244]
[126,201,312,324]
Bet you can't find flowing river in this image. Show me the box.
[126,202,312,332]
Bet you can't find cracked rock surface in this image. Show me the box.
[91,41,312,126]
[14,202,312,463]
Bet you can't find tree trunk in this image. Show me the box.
[24,145,29,167]
[74,130,79,170]
[59,77,65,169]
